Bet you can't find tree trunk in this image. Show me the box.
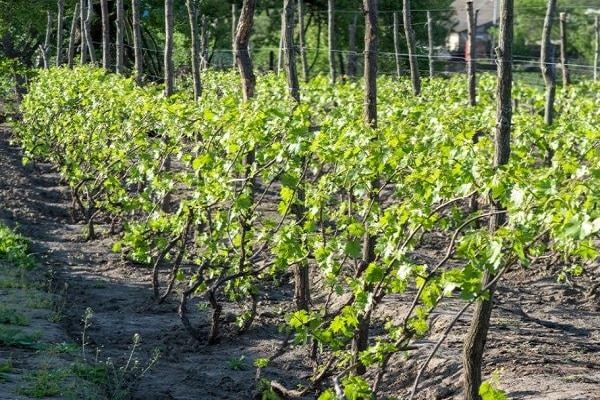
[101,0,110,69]
[85,0,96,63]
[233,0,257,337]
[352,0,378,376]
[164,0,174,96]
[559,12,570,86]
[298,0,309,82]
[186,0,202,100]
[403,0,421,95]
[116,0,125,74]
[328,0,336,84]
[41,11,52,69]
[541,0,557,126]
[56,0,65,66]
[80,0,87,64]
[132,0,143,84]
[462,0,513,398]
[67,2,80,68]
[466,1,477,106]
[347,14,358,78]
[393,12,402,79]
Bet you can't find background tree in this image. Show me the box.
[513,0,598,69]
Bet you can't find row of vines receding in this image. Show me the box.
[12,63,600,398]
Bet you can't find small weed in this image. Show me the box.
[0,223,37,270]
[81,307,93,362]
[18,366,68,398]
[25,293,53,309]
[0,327,44,349]
[0,305,29,326]
[0,359,13,381]
[49,282,69,323]
[48,342,80,354]
[227,355,250,371]
[103,333,161,399]
[71,362,108,386]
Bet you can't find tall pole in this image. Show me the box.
[328,0,336,84]
[462,0,513,398]
[56,0,65,66]
[393,12,402,79]
[232,4,238,68]
[101,0,110,69]
[298,0,309,81]
[116,0,125,74]
[67,2,80,68]
[466,1,477,106]
[559,12,570,86]
[132,0,143,84]
[427,10,434,78]
[164,0,174,96]
[594,16,599,82]
[403,0,421,95]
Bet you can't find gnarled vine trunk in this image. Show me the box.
[462,0,513,398]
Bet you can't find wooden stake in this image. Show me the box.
[466,1,477,105]
[427,10,434,78]
[393,12,402,79]
[56,0,65,66]
[559,12,570,86]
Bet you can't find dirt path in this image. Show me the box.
[1,124,599,399]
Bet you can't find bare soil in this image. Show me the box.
[0,124,599,399]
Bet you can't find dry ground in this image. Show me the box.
[0,125,599,399]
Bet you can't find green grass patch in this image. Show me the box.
[0,223,37,270]
[18,366,69,398]
[0,359,14,382]
[0,305,29,326]
[0,327,44,349]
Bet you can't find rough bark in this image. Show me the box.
[116,0,125,74]
[186,0,202,100]
[403,0,421,95]
[132,0,143,84]
[164,0,174,96]
[283,0,300,103]
[101,0,110,69]
[352,0,378,376]
[234,0,256,102]
[67,2,80,68]
[462,0,513,399]
[56,0,65,66]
